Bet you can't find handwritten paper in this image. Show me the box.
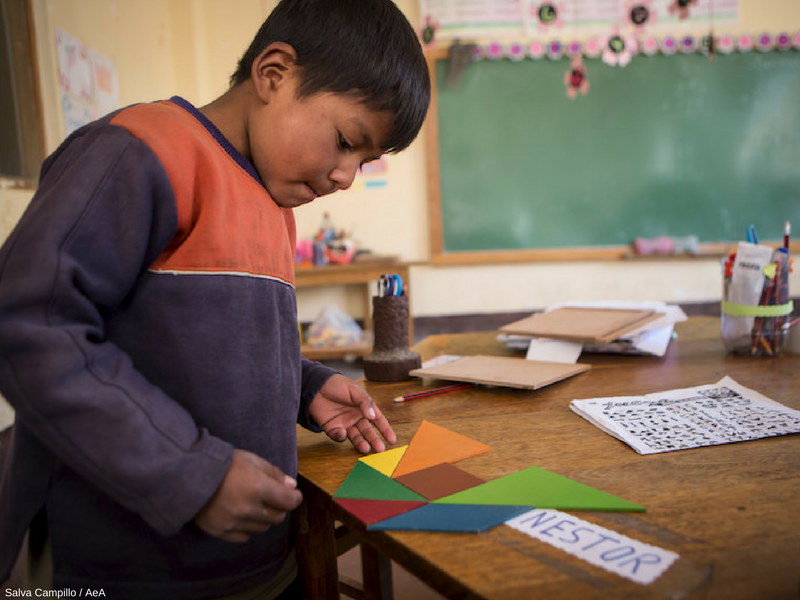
[570,376,800,455]
[506,509,678,585]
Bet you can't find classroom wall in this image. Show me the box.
[2,0,798,323]
[295,0,800,320]
[0,0,798,428]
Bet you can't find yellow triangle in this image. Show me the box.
[358,445,408,477]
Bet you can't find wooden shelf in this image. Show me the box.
[301,338,373,361]
[296,259,411,360]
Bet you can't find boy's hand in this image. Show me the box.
[193,449,302,543]
[309,374,397,454]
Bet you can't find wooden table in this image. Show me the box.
[295,259,411,360]
[294,317,800,599]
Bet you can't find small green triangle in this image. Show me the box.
[334,461,427,502]
[433,466,645,512]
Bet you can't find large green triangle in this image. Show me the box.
[433,466,645,512]
[333,461,427,502]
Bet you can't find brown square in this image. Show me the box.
[395,462,484,501]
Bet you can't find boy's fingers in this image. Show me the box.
[351,418,387,454]
[236,449,303,511]
[369,407,397,445]
[259,475,303,512]
[359,393,377,420]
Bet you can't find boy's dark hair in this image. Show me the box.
[231,0,430,153]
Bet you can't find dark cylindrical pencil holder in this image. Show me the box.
[363,295,421,382]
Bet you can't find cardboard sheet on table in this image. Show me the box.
[499,307,664,343]
[334,498,427,526]
[408,355,590,390]
[392,420,491,479]
[367,503,532,532]
[358,445,408,477]
[433,466,645,512]
[395,462,485,501]
[334,461,426,502]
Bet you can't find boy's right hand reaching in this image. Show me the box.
[193,449,303,543]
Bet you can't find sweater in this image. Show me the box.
[0,97,336,598]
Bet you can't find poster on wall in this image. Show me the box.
[55,28,120,136]
[419,0,740,41]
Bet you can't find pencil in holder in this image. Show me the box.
[363,295,421,382]
[721,249,792,356]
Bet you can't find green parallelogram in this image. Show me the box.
[433,466,645,512]
[333,461,427,502]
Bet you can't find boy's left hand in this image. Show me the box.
[309,374,397,453]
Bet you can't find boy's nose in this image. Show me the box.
[328,160,359,192]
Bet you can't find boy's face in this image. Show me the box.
[249,71,393,209]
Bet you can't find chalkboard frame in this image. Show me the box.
[424,49,795,264]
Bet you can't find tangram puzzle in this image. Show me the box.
[333,420,645,532]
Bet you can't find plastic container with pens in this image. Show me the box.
[721,243,793,356]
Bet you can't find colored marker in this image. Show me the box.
[393,382,475,403]
[784,220,791,250]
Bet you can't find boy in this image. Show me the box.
[0,0,430,597]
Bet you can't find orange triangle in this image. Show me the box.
[391,420,491,479]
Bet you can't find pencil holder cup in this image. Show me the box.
[363,295,421,382]
[721,250,792,356]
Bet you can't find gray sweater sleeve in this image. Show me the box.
[0,123,233,535]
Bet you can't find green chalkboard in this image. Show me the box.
[434,51,800,255]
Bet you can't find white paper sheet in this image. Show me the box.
[525,337,583,364]
[570,376,800,454]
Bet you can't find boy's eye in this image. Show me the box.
[338,133,352,151]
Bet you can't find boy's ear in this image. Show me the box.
[251,42,298,102]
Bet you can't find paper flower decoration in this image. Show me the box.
[756,33,773,52]
[566,41,583,57]
[793,32,800,50]
[668,0,698,20]
[625,1,656,32]
[584,38,602,58]
[564,56,590,99]
[508,42,526,61]
[680,35,697,53]
[419,16,438,48]
[602,30,636,67]
[547,40,564,60]
[528,40,546,60]
[661,36,678,54]
[775,33,792,51]
[640,36,659,56]
[717,34,735,54]
[737,34,753,52]
[486,42,504,60]
[533,2,565,31]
